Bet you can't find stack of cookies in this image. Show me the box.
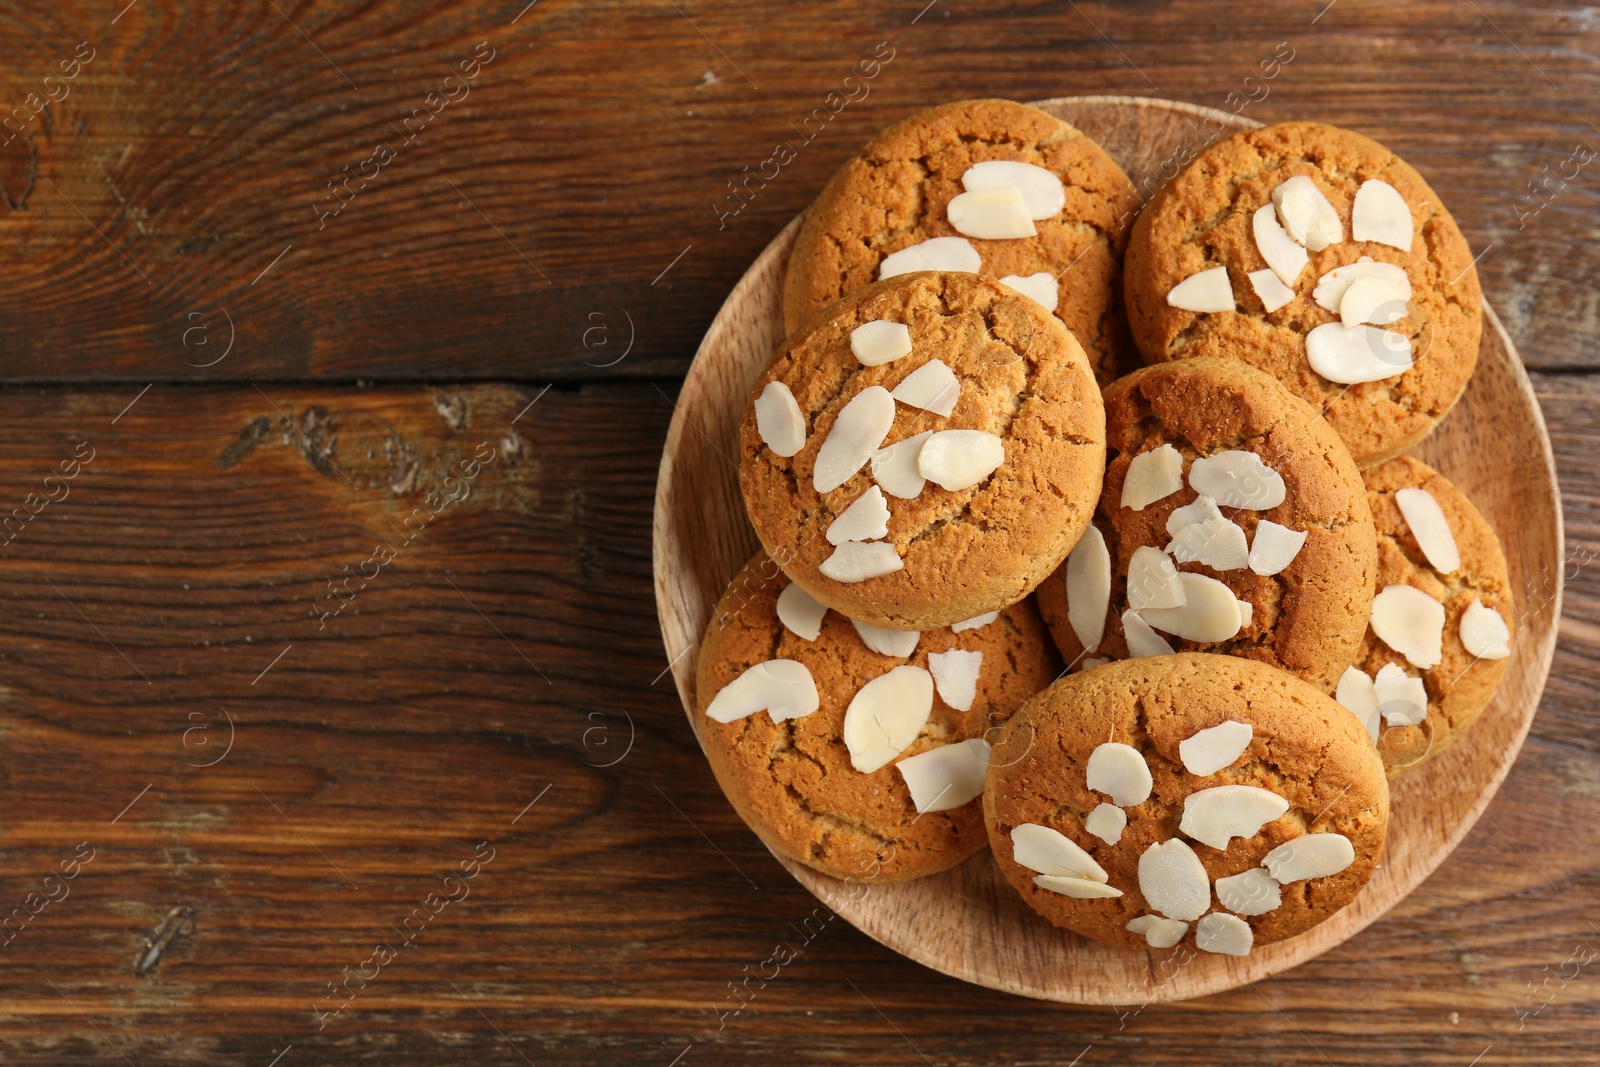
[694,99,1513,959]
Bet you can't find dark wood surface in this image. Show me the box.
[0,0,1594,1063]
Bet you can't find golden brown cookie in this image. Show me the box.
[984,654,1389,953]
[1336,456,1514,777]
[1124,121,1483,467]
[741,271,1106,631]
[1034,358,1377,692]
[696,553,1060,883]
[783,98,1142,385]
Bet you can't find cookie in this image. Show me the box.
[984,653,1389,953]
[1033,357,1377,692]
[1334,456,1514,777]
[783,98,1142,385]
[741,270,1106,632]
[1124,121,1483,467]
[696,552,1060,883]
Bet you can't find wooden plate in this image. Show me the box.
[651,96,1562,1003]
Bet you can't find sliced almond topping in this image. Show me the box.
[813,386,895,493]
[1395,487,1461,574]
[1248,520,1308,576]
[705,659,819,724]
[962,160,1066,219]
[1166,266,1234,313]
[950,610,999,633]
[1188,451,1286,510]
[850,618,920,658]
[1033,874,1123,899]
[1460,599,1512,660]
[1122,443,1185,511]
[849,320,913,366]
[1166,495,1224,536]
[1261,833,1355,883]
[1011,823,1108,882]
[1180,785,1290,850]
[918,430,1005,491]
[1370,583,1445,668]
[1066,525,1111,653]
[1374,662,1428,726]
[1335,666,1381,741]
[1137,573,1244,643]
[999,272,1059,313]
[1126,915,1189,949]
[1127,545,1186,611]
[947,187,1036,239]
[927,649,982,711]
[754,381,806,457]
[775,582,827,641]
[1122,610,1174,657]
[826,486,891,545]
[1312,257,1411,313]
[1352,178,1413,251]
[842,665,933,773]
[891,359,961,417]
[1086,742,1153,806]
[819,541,903,583]
[1080,657,1112,670]
[878,236,981,279]
[1272,175,1342,251]
[1247,267,1296,312]
[1340,273,1409,327]
[1085,803,1127,846]
[1138,839,1211,921]
[1252,204,1309,286]
[1306,322,1414,384]
[895,738,990,813]
[1215,868,1282,916]
[1179,720,1253,776]
[1237,599,1254,629]
[870,431,933,499]
[1167,513,1250,571]
[1195,912,1254,956]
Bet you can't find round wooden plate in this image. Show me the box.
[651,96,1562,1003]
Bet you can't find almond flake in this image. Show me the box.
[1195,912,1254,956]
[928,649,982,711]
[1312,257,1411,313]
[1166,495,1224,536]
[1261,833,1355,883]
[826,486,891,545]
[850,618,920,657]
[1180,785,1289,850]
[1248,267,1296,312]
[849,320,913,366]
[870,431,933,499]
[1126,915,1189,949]
[878,236,981,279]
[1122,443,1185,510]
[1086,742,1153,806]
[1066,525,1111,653]
[705,659,820,723]
[1188,451,1286,510]
[1352,178,1413,251]
[891,359,961,416]
[1167,513,1250,571]
[950,610,999,633]
[1237,599,1254,629]
[1248,520,1308,576]
[1138,839,1211,921]
[1335,666,1381,741]
[1122,610,1174,657]
[1137,573,1244,643]
[842,665,933,773]
[1081,657,1112,670]
[1179,720,1253,776]
[1127,545,1186,611]
[813,386,895,493]
[1252,204,1309,287]
[1370,584,1445,668]
[1085,803,1127,845]
[775,582,827,641]
[1374,662,1428,726]
[754,381,806,457]
[820,541,903,583]
[1340,273,1409,328]
[895,738,990,812]
[947,187,1036,239]
[1460,600,1512,660]
[1166,266,1234,313]
[1034,874,1123,899]
[1394,487,1460,574]
[962,160,1066,219]
[999,272,1059,312]
[1011,823,1108,881]
[1272,175,1342,251]
[1215,869,1282,916]
[918,430,1004,491]
[1306,322,1413,384]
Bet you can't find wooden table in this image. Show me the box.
[0,1,1594,1063]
